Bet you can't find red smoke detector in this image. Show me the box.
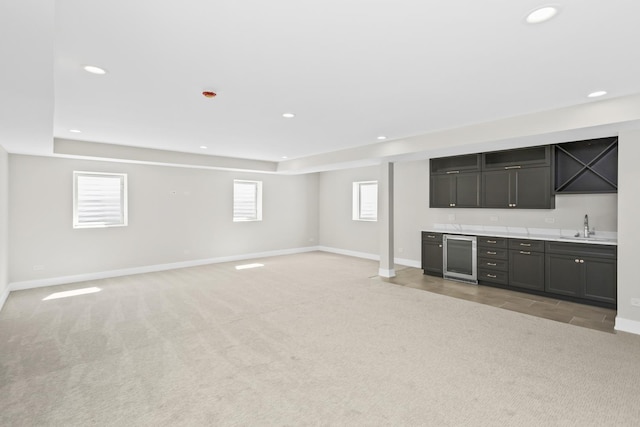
[202,91,217,98]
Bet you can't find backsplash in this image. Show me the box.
[427,193,617,233]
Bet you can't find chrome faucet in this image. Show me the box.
[584,214,594,237]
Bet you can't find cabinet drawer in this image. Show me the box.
[478,248,508,260]
[509,239,544,252]
[478,269,509,285]
[477,236,508,248]
[478,257,508,272]
[422,232,443,243]
[545,241,617,258]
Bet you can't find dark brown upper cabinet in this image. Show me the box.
[482,167,554,209]
[430,154,481,208]
[430,146,555,209]
[430,154,481,174]
[554,137,618,194]
[481,146,554,209]
[482,145,551,170]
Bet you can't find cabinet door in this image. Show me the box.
[545,254,581,297]
[422,242,443,275]
[483,146,551,170]
[514,167,552,209]
[454,172,481,208]
[482,170,510,208]
[509,250,545,291]
[583,257,617,304]
[430,174,453,208]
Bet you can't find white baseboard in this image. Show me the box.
[378,268,396,278]
[614,317,640,336]
[8,246,320,292]
[316,246,421,269]
[394,257,421,268]
[0,287,9,313]
[317,246,380,261]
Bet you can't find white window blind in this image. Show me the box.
[233,180,262,221]
[353,181,378,221]
[73,172,127,228]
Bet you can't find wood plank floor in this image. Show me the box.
[380,267,616,333]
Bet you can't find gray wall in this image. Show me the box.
[318,166,380,255]
[9,155,319,283]
[617,130,640,328]
[0,146,8,299]
[318,158,618,265]
[394,159,618,262]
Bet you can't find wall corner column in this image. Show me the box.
[378,162,395,277]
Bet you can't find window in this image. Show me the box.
[233,180,262,222]
[73,171,128,228]
[353,181,378,221]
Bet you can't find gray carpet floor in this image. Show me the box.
[1,252,640,426]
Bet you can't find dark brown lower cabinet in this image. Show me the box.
[477,237,509,286]
[421,232,443,276]
[545,254,581,297]
[583,256,617,304]
[421,232,617,308]
[509,250,545,291]
[545,242,617,306]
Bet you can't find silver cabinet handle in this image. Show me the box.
[519,243,531,247]
[487,240,497,244]
[575,259,580,263]
[580,259,584,264]
[504,165,522,170]
[427,235,435,238]
[487,274,497,278]
[520,251,531,255]
[487,251,497,255]
[487,262,497,266]
[438,244,442,248]
[446,170,460,174]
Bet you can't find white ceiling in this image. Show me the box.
[3,1,640,166]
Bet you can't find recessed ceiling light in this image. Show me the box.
[200,145,208,149]
[588,90,607,98]
[69,129,82,133]
[377,136,387,140]
[282,113,295,118]
[526,6,559,24]
[83,65,107,75]
[282,156,288,159]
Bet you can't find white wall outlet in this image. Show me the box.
[489,215,498,222]
[545,217,555,224]
[33,265,44,271]
[448,214,455,221]
[631,298,640,307]
[169,189,177,196]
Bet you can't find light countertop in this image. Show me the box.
[424,224,617,246]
